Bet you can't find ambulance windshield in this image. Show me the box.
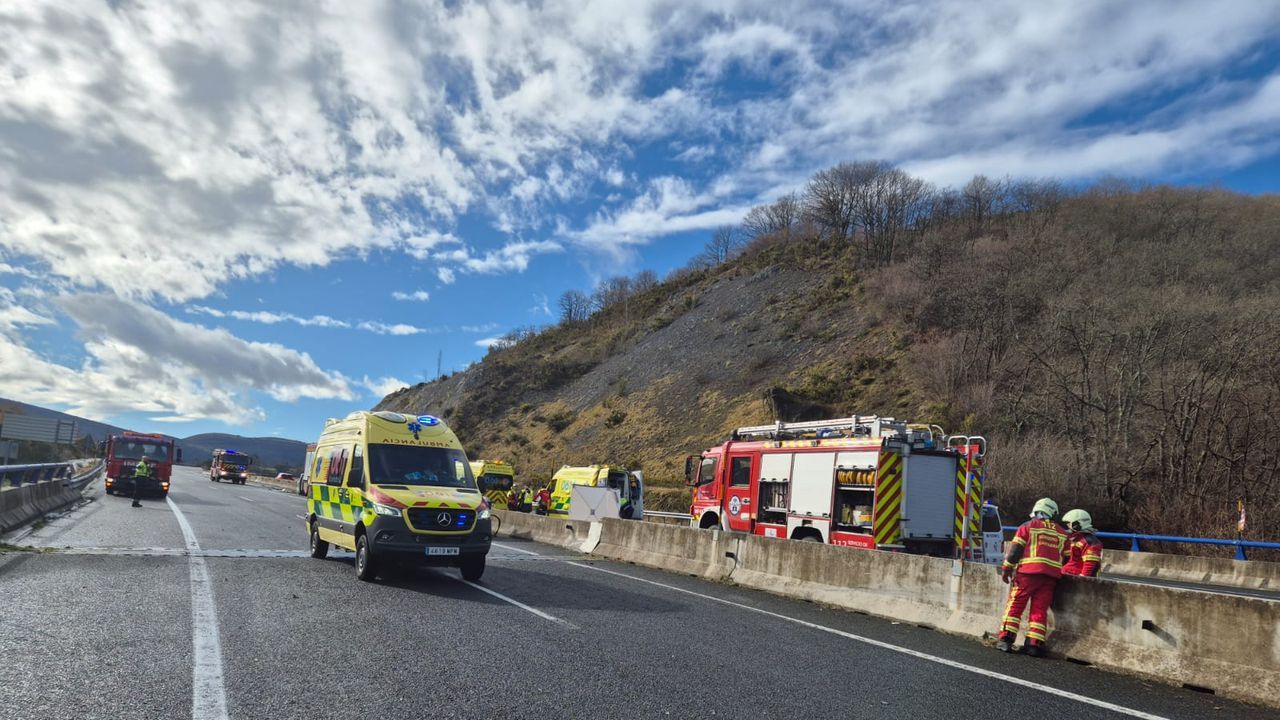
[368,444,476,489]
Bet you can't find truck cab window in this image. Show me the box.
[698,458,718,486]
[730,457,751,487]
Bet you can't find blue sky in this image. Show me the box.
[1,1,1279,442]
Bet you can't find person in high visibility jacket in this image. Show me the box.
[131,457,150,508]
[1061,509,1103,577]
[996,497,1067,657]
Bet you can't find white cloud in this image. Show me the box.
[356,320,430,336]
[187,306,351,328]
[530,294,552,317]
[187,304,439,335]
[0,295,352,425]
[0,288,54,332]
[474,336,504,349]
[362,374,410,398]
[391,290,431,302]
[0,0,1276,303]
[462,323,501,333]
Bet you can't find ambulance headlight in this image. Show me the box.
[372,502,402,517]
[478,505,491,520]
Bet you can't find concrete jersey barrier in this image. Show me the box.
[494,510,598,553]
[0,474,93,534]
[495,510,1280,708]
[1104,548,1280,590]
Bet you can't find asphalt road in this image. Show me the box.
[1,466,1274,720]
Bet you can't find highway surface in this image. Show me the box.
[0,466,1274,720]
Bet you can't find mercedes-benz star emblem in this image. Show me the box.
[436,512,452,526]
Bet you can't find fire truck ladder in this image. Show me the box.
[733,415,898,441]
[948,435,988,560]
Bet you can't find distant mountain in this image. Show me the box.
[0,398,126,443]
[0,397,307,470]
[178,433,308,470]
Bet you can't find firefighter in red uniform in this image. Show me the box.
[1061,509,1103,577]
[996,498,1067,657]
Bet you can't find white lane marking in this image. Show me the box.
[566,561,1170,720]
[166,496,231,720]
[438,571,576,628]
[295,514,307,521]
[491,541,542,556]
[236,496,254,503]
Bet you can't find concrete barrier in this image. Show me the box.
[0,477,89,534]
[593,518,738,580]
[503,514,1280,708]
[493,510,597,553]
[1051,575,1280,704]
[1104,548,1280,590]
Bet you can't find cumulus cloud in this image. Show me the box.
[474,336,504,349]
[362,375,410,399]
[0,295,353,424]
[391,290,431,302]
[2,0,1276,298]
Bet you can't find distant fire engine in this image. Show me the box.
[686,416,1002,561]
[102,431,180,498]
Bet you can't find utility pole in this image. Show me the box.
[437,350,443,379]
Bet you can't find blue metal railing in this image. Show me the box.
[1002,526,1280,561]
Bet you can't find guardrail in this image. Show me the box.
[1003,525,1280,561]
[0,460,102,489]
[0,461,75,488]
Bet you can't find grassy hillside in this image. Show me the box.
[379,173,1280,541]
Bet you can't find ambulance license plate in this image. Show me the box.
[426,547,460,557]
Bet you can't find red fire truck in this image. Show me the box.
[103,431,181,497]
[686,416,998,560]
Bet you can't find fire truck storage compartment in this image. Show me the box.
[901,452,957,540]
[788,452,836,517]
[757,453,792,525]
[833,450,878,531]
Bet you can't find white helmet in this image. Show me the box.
[1062,508,1093,532]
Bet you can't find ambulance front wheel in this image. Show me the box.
[460,555,485,582]
[355,533,378,582]
[309,523,329,559]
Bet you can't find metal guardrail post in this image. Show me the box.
[1131,535,1141,553]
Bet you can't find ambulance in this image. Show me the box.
[547,464,644,520]
[470,459,516,507]
[306,410,491,582]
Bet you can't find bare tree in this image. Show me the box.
[558,290,591,323]
[632,269,658,293]
[592,276,634,312]
[742,193,802,240]
[701,225,743,266]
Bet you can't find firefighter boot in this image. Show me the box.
[995,633,1014,653]
[1023,641,1045,658]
